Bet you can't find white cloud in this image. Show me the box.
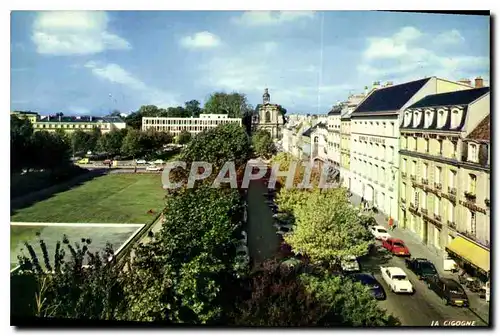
[433,29,465,45]
[232,11,315,26]
[84,61,179,107]
[180,31,221,49]
[358,26,489,84]
[32,11,131,56]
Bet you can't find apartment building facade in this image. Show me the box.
[142,114,242,136]
[350,77,473,223]
[398,87,490,277]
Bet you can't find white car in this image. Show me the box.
[341,255,360,272]
[154,159,165,164]
[370,225,392,240]
[136,159,147,164]
[146,165,162,171]
[380,266,414,294]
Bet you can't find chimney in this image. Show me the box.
[475,76,484,88]
[373,81,381,90]
[458,78,472,86]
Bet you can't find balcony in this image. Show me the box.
[434,182,442,190]
[464,191,477,202]
[485,198,490,207]
[400,198,406,204]
[448,186,457,195]
[459,231,490,249]
[433,214,441,222]
[409,203,418,212]
[401,172,407,178]
[421,208,428,215]
[410,175,416,181]
[447,220,456,229]
[421,178,429,185]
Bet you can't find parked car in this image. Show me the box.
[146,165,163,171]
[405,258,438,280]
[77,158,90,164]
[348,273,386,300]
[136,159,147,164]
[276,225,292,236]
[154,159,165,164]
[382,238,411,257]
[380,266,414,294]
[102,159,112,165]
[426,276,469,307]
[341,255,361,273]
[370,225,391,241]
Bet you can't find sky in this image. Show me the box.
[10,11,490,116]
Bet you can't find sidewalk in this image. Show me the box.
[349,193,490,324]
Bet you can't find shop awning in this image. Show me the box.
[446,237,490,273]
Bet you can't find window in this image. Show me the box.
[414,188,419,207]
[402,182,406,200]
[421,191,427,209]
[411,160,417,175]
[389,146,394,162]
[448,201,454,222]
[438,139,443,155]
[452,141,457,158]
[391,122,395,136]
[448,170,456,189]
[469,174,477,194]
[402,159,407,173]
[434,196,440,215]
[469,211,476,235]
[424,138,429,153]
[422,163,428,179]
[469,144,478,162]
[402,136,407,149]
[413,136,417,150]
[435,167,442,184]
[382,167,385,184]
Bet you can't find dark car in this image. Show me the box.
[405,258,438,280]
[426,276,469,307]
[348,273,386,300]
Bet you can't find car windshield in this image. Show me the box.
[393,242,405,248]
[420,263,437,273]
[377,228,387,233]
[393,275,407,281]
[449,285,465,294]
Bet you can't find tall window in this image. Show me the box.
[413,136,417,150]
[422,163,428,179]
[469,211,476,235]
[421,191,427,210]
[265,111,271,123]
[469,174,477,194]
[438,139,443,155]
[389,146,394,162]
[434,196,440,216]
[448,170,456,189]
[435,167,442,184]
[411,160,417,175]
[448,201,454,222]
[402,136,407,149]
[452,141,458,158]
[402,182,406,200]
[391,122,395,136]
[402,159,407,173]
[469,144,478,162]
[424,138,429,153]
[382,167,386,185]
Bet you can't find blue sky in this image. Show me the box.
[10,11,490,115]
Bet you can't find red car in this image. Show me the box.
[382,238,411,257]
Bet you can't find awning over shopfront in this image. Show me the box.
[446,236,490,273]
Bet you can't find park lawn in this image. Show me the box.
[10,225,140,270]
[10,174,166,224]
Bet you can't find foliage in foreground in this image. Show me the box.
[252,129,276,159]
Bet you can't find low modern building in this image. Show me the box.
[398,87,490,278]
[350,77,473,224]
[142,113,242,136]
[11,111,38,124]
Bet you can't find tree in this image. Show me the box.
[252,130,276,159]
[88,127,102,153]
[279,188,373,268]
[98,129,128,155]
[11,115,34,172]
[301,273,400,326]
[70,130,91,154]
[11,235,129,320]
[184,100,203,118]
[121,129,142,159]
[230,259,339,326]
[203,92,252,118]
[176,130,192,145]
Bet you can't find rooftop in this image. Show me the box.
[407,87,490,109]
[37,116,125,123]
[466,114,490,142]
[352,78,431,114]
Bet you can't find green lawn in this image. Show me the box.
[11,174,166,224]
[11,225,140,270]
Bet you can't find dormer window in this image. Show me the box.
[413,111,422,128]
[437,109,447,128]
[450,108,462,129]
[468,143,478,162]
[404,111,412,127]
[424,110,433,128]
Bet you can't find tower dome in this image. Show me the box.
[263,88,270,104]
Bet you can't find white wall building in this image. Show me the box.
[350,77,472,224]
[142,114,242,136]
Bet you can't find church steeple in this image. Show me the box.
[263,88,270,104]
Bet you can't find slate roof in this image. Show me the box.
[352,78,431,114]
[302,122,327,137]
[408,87,490,109]
[327,105,342,116]
[466,115,490,141]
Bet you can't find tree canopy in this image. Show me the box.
[176,130,192,145]
[252,129,276,159]
[203,92,252,119]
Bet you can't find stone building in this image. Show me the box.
[253,88,285,139]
